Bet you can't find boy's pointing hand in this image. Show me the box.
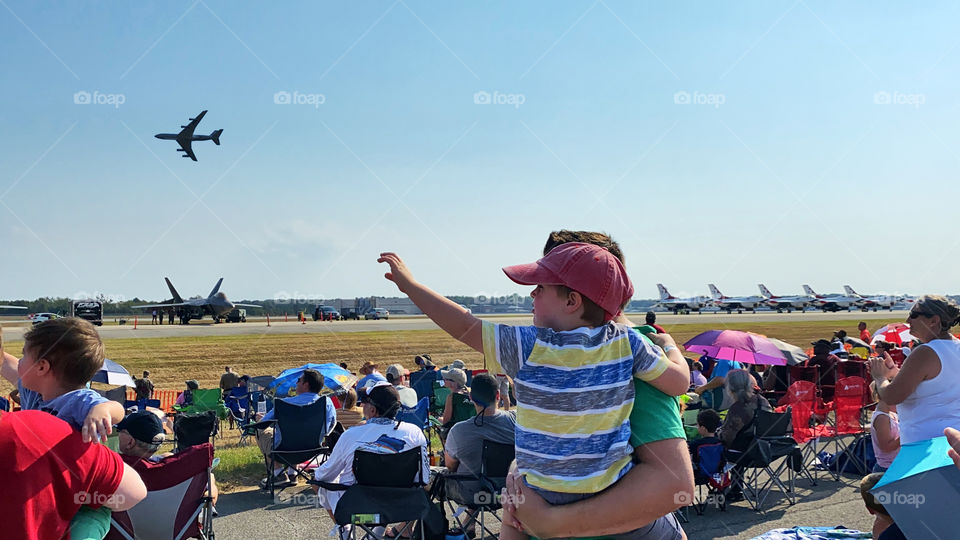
[378,252,416,294]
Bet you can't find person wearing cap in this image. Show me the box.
[356,361,387,390]
[256,369,337,488]
[174,379,200,407]
[439,367,469,426]
[312,382,428,524]
[386,364,418,408]
[378,243,689,540]
[414,354,435,371]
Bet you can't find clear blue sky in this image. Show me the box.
[2,1,958,302]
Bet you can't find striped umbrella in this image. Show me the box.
[871,323,915,345]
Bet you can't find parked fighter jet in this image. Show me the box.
[844,286,897,311]
[655,284,709,314]
[155,110,222,161]
[802,285,861,312]
[708,284,765,313]
[133,278,259,324]
[758,284,813,313]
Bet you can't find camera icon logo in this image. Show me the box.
[74,91,91,105]
[874,91,891,105]
[74,491,91,504]
[673,491,693,505]
[673,91,691,105]
[474,91,491,105]
[274,91,292,105]
[874,491,890,505]
[473,491,494,505]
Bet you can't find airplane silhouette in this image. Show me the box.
[155,110,222,161]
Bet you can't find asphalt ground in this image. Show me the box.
[213,467,874,540]
[0,310,910,340]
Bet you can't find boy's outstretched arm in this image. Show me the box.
[0,327,19,385]
[378,253,483,352]
[83,401,125,443]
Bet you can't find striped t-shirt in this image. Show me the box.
[481,320,669,494]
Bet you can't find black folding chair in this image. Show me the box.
[253,397,332,497]
[174,410,219,452]
[725,407,802,511]
[309,447,433,540]
[439,440,515,539]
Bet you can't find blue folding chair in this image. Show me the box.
[410,370,440,402]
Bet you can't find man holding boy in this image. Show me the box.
[378,241,690,539]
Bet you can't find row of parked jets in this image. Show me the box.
[656,284,916,314]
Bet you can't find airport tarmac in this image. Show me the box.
[0,310,909,341]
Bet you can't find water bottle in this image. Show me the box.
[257,400,267,416]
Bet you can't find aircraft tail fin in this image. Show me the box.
[759,284,774,298]
[208,278,224,298]
[165,278,184,303]
[844,285,859,296]
[708,284,722,300]
[803,284,817,297]
[210,129,223,146]
[657,283,674,300]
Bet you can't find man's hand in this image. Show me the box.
[377,252,417,295]
[83,402,116,443]
[946,428,960,470]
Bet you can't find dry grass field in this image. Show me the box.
[0,316,907,491]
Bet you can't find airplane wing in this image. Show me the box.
[132,302,191,309]
[0,305,28,310]
[177,140,197,161]
[233,303,262,308]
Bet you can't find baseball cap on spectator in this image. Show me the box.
[502,242,633,321]
[358,381,402,417]
[450,359,466,370]
[116,410,165,445]
[185,380,199,390]
[414,354,434,368]
[386,364,409,383]
[441,367,467,387]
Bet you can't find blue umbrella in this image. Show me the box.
[267,363,356,397]
[91,358,136,387]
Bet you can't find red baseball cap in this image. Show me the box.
[503,242,633,320]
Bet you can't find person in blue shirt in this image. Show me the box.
[256,368,337,487]
[693,357,743,410]
[356,361,387,389]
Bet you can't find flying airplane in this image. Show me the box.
[758,284,813,313]
[655,284,709,314]
[132,278,259,324]
[844,286,897,311]
[802,285,862,312]
[708,284,765,313]
[155,110,222,161]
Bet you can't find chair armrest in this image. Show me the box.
[307,479,350,491]
[247,420,277,431]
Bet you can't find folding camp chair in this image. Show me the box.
[775,381,834,486]
[409,370,440,403]
[254,397,332,497]
[827,376,871,478]
[175,388,230,420]
[107,443,215,540]
[309,447,432,540]
[0,396,9,412]
[174,410,219,452]
[692,443,731,515]
[836,361,868,382]
[397,397,434,458]
[439,440,515,538]
[225,390,260,446]
[431,382,451,417]
[725,407,800,511]
[125,398,162,411]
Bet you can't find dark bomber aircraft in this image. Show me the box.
[133,278,259,324]
[155,110,222,161]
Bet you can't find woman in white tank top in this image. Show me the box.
[869,296,960,445]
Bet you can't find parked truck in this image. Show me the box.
[72,300,103,326]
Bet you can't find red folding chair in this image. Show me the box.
[775,381,834,485]
[827,376,871,478]
[107,443,215,540]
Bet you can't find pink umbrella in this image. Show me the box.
[684,330,788,366]
[871,323,915,345]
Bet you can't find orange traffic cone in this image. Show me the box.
[134,316,138,329]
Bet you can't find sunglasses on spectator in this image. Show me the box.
[909,310,935,319]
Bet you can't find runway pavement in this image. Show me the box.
[213,472,874,540]
[0,310,909,341]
